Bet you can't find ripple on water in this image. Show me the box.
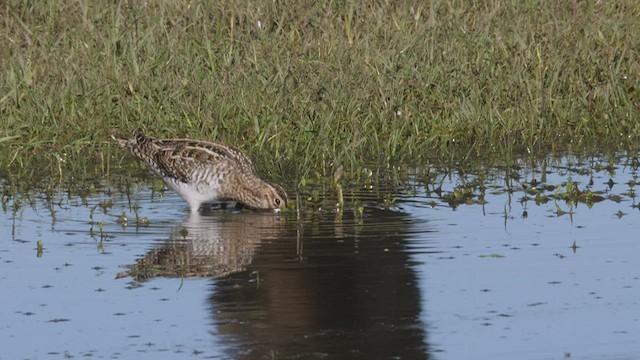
[1,154,640,359]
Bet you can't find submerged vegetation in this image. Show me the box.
[3,153,639,216]
[3,149,640,281]
[1,0,639,187]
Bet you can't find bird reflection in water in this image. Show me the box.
[116,210,286,281]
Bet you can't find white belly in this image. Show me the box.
[164,176,223,212]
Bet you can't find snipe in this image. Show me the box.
[113,129,288,213]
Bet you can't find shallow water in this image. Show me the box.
[2,156,640,359]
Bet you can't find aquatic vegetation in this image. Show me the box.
[36,240,43,258]
[115,212,128,226]
[2,152,640,359]
[1,152,639,249]
[135,213,150,227]
[479,254,505,259]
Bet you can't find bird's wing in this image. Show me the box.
[148,139,257,183]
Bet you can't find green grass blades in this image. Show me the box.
[1,1,639,180]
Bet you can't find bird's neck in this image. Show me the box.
[221,173,269,207]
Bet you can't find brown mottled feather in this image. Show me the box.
[113,129,288,212]
[126,129,256,183]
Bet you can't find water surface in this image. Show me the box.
[2,155,640,359]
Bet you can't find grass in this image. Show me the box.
[1,0,639,186]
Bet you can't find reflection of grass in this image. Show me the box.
[552,177,607,208]
[1,1,639,182]
[1,155,638,230]
[479,254,504,259]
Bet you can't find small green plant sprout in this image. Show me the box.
[555,204,574,217]
[89,206,96,223]
[97,238,105,253]
[576,190,605,208]
[36,240,44,258]
[334,165,344,210]
[383,194,397,210]
[136,214,150,227]
[99,199,113,212]
[354,202,364,225]
[116,212,128,226]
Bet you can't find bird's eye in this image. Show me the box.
[275,198,281,206]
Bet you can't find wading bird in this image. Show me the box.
[114,129,288,213]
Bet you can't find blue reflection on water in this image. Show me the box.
[1,192,226,359]
[1,155,640,359]
[406,156,640,359]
